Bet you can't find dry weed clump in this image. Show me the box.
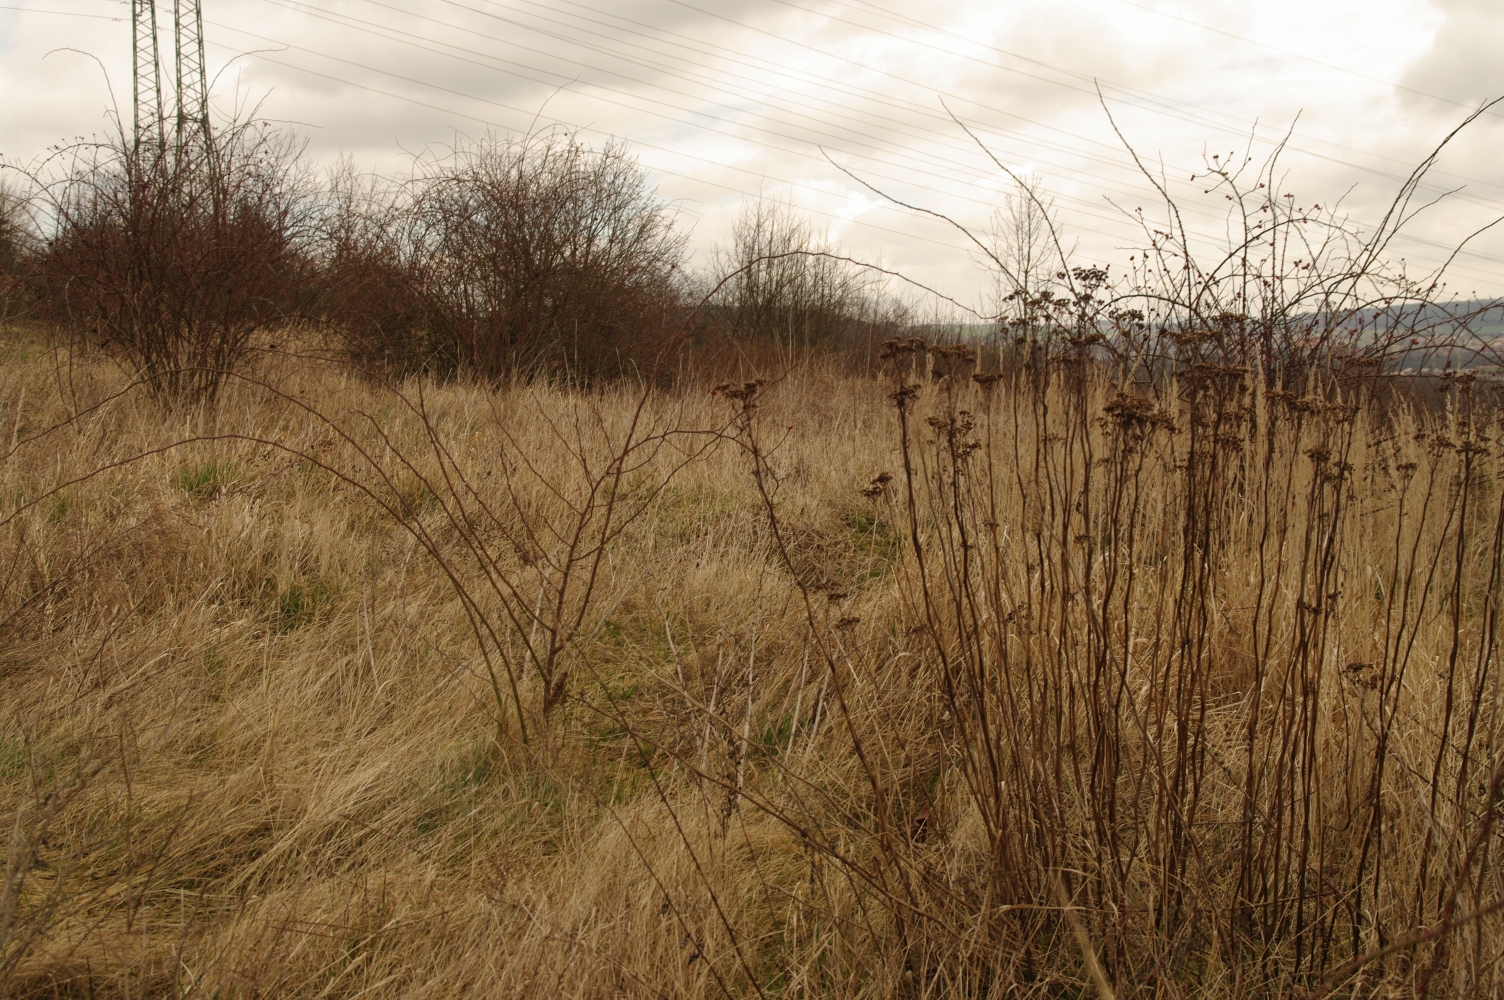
[3,313,1504,998]
[803,342,1504,997]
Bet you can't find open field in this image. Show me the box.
[3,329,1504,998]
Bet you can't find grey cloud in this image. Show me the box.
[1401,0,1504,104]
[4,0,1503,297]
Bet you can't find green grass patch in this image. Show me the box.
[416,741,500,835]
[0,735,27,781]
[42,491,70,523]
[753,714,796,760]
[260,579,339,632]
[177,460,239,500]
[843,508,902,586]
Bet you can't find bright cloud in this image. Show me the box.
[3,0,1501,302]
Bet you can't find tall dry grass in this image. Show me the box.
[2,321,1503,998]
[0,332,889,997]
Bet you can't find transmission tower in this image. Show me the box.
[131,0,164,151]
[131,0,211,154]
[172,0,211,154]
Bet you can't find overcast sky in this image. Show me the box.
[4,0,1503,306]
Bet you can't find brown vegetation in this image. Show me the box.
[711,194,906,366]
[4,99,1504,999]
[24,121,316,401]
[330,131,690,383]
[2,323,1504,996]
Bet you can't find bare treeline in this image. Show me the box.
[8,102,1503,403]
[2,119,906,397]
[716,194,907,359]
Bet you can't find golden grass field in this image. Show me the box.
[3,328,1504,998]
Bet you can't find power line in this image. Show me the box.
[243,0,1501,250]
[1103,0,1483,115]
[251,0,1186,231]
[23,0,1499,285]
[512,0,1504,267]
[0,4,121,19]
[210,42,996,265]
[659,0,1504,200]
[224,3,1304,279]
[216,0,1504,277]
[505,0,1504,268]
[44,0,1504,227]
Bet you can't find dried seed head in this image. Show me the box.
[1103,391,1171,432]
[889,383,920,408]
[714,379,768,403]
[860,472,893,498]
[933,343,977,362]
[879,336,930,360]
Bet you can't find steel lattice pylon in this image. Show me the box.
[132,0,164,151]
[173,0,211,153]
[132,0,211,154]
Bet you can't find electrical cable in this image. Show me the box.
[250,0,1210,239]
[0,4,120,19]
[1102,0,1482,115]
[656,0,1504,199]
[216,45,996,266]
[18,0,1501,285]
[216,0,1504,275]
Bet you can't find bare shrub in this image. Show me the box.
[25,119,315,401]
[668,102,1504,997]
[1097,102,1504,387]
[684,351,1504,997]
[0,184,26,276]
[0,180,35,326]
[831,102,1504,390]
[336,130,688,382]
[313,161,436,375]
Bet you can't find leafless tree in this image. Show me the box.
[987,172,1063,344]
[716,193,871,355]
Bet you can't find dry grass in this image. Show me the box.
[2,327,1503,998]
